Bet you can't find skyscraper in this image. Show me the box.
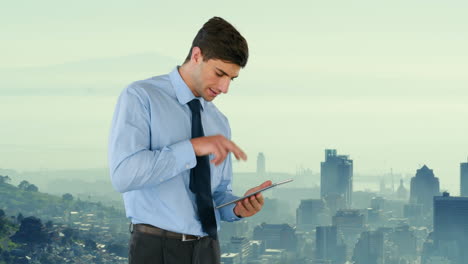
[296,199,329,231]
[316,226,346,264]
[332,209,366,250]
[433,193,468,264]
[257,152,265,176]
[389,225,417,258]
[229,237,252,264]
[252,223,297,251]
[321,149,353,209]
[352,230,384,264]
[410,165,440,210]
[460,162,468,197]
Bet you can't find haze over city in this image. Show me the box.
[1,0,467,194]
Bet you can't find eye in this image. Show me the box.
[215,72,223,77]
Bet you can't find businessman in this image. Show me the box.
[108,17,271,264]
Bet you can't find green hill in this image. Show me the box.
[0,181,62,215]
[0,180,127,234]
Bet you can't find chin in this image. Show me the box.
[204,96,216,102]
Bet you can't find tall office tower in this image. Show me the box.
[257,152,266,176]
[332,209,366,250]
[252,223,297,251]
[370,197,385,210]
[389,225,417,258]
[219,221,249,243]
[433,193,468,264]
[321,149,353,209]
[316,226,346,264]
[403,203,424,226]
[229,237,252,264]
[296,199,330,232]
[352,231,384,264]
[410,165,440,210]
[460,162,468,197]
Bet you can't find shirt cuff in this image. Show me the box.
[221,203,242,222]
[169,139,197,172]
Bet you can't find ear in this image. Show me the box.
[191,47,203,63]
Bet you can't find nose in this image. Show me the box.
[217,77,231,94]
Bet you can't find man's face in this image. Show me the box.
[191,58,241,102]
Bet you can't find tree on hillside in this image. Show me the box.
[45,220,53,229]
[25,184,38,192]
[0,209,6,232]
[62,227,77,244]
[18,180,30,190]
[10,216,48,244]
[84,238,97,250]
[17,180,39,192]
[0,175,11,184]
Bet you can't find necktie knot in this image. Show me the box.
[187,99,202,114]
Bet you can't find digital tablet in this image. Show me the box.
[215,178,294,209]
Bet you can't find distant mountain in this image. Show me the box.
[0,52,180,96]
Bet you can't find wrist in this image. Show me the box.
[234,207,243,218]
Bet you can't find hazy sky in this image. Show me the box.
[1,0,467,193]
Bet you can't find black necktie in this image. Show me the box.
[187,99,217,239]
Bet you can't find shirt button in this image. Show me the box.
[185,164,190,169]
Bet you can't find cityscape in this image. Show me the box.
[2,1,467,264]
[1,149,468,264]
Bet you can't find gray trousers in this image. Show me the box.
[128,229,221,264]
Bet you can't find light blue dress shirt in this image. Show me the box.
[108,67,241,236]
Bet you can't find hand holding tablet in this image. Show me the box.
[216,178,294,209]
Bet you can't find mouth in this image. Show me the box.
[208,88,219,97]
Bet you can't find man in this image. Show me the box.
[108,17,271,264]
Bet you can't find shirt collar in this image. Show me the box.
[169,66,206,110]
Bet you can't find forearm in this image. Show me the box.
[110,140,196,193]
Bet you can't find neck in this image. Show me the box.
[178,64,198,96]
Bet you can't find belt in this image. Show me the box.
[132,224,203,242]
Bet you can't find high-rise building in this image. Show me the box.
[229,237,251,264]
[389,225,417,258]
[252,223,297,251]
[410,165,440,210]
[296,199,330,232]
[433,193,468,264]
[316,226,346,264]
[321,149,353,209]
[403,203,425,226]
[257,152,266,176]
[352,230,384,264]
[370,197,385,210]
[332,209,366,250]
[460,162,468,197]
[219,220,249,243]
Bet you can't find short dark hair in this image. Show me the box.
[184,17,249,68]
